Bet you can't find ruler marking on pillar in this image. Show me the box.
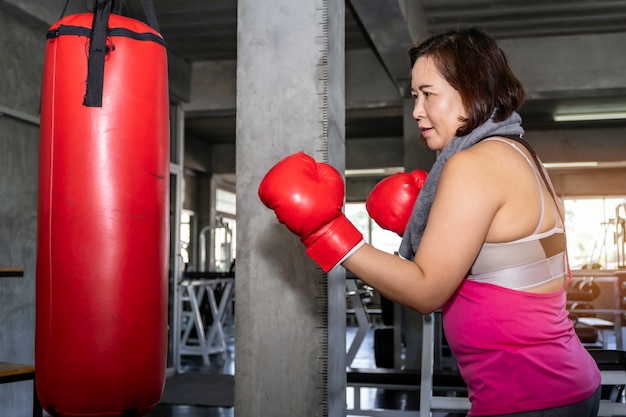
[316,275,330,416]
[315,1,330,164]
[314,1,331,415]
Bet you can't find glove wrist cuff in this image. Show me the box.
[304,215,363,273]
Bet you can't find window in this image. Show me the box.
[216,188,236,217]
[346,196,626,271]
[212,186,236,272]
[345,202,401,255]
[564,197,626,270]
[180,209,194,265]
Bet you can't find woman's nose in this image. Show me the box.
[413,98,425,121]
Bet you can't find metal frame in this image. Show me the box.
[169,103,185,376]
[346,278,373,368]
[177,277,235,372]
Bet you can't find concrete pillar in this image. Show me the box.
[235,1,346,416]
[403,98,436,171]
[401,98,434,370]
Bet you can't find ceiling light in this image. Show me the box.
[545,161,626,169]
[542,161,598,169]
[345,167,404,177]
[553,112,626,122]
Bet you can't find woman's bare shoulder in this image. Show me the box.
[449,137,530,177]
[439,137,531,209]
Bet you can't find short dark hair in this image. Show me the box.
[409,27,525,136]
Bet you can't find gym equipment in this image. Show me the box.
[346,275,373,368]
[568,278,602,302]
[583,202,626,271]
[568,269,626,350]
[36,2,169,416]
[177,271,235,372]
[617,203,626,269]
[198,219,234,273]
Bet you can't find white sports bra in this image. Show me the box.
[467,138,567,290]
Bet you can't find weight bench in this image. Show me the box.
[347,313,470,416]
[347,367,468,416]
[178,271,235,371]
[590,349,626,416]
[0,362,42,417]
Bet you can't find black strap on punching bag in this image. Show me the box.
[84,0,112,107]
[83,0,161,107]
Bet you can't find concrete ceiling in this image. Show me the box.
[7,0,625,187]
[123,0,626,156]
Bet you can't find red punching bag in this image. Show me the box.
[36,1,169,416]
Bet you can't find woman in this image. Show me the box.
[259,27,601,416]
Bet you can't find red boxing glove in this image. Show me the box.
[258,152,364,272]
[366,169,428,236]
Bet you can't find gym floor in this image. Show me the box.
[141,322,462,417]
[145,323,236,417]
[42,323,461,417]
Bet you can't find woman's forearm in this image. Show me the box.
[341,243,443,314]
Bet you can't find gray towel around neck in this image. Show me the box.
[398,112,525,260]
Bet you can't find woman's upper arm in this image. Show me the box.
[415,151,503,303]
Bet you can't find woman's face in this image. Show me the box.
[411,56,467,151]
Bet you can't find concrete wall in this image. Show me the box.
[0,7,45,417]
